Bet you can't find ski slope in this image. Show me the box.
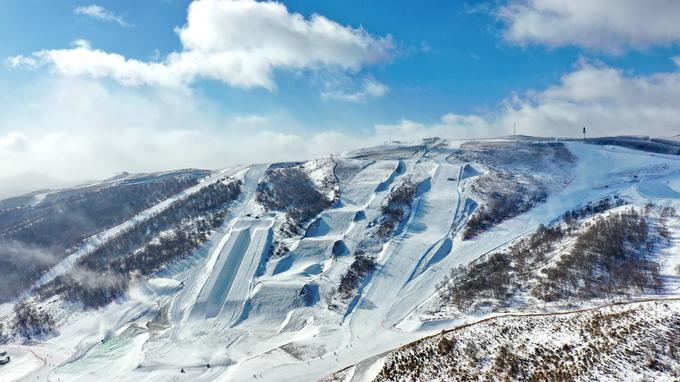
[192,217,273,321]
[3,140,680,382]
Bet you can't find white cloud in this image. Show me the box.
[322,76,389,103]
[502,59,680,137]
[375,113,498,142]
[377,59,680,140]
[0,78,374,182]
[500,0,680,52]
[71,39,92,49]
[12,0,393,90]
[3,58,680,187]
[5,55,39,69]
[0,132,32,153]
[18,46,182,87]
[74,4,130,27]
[231,114,271,126]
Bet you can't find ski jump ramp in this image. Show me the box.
[192,217,273,321]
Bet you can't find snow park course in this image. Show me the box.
[192,217,273,320]
[3,137,680,381]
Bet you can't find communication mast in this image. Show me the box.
[583,126,587,140]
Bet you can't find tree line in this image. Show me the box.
[36,178,242,309]
[0,172,204,302]
[440,207,663,311]
[12,300,55,339]
[256,166,335,236]
[464,172,548,240]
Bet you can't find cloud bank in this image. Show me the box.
[500,0,680,52]
[5,58,679,185]
[377,59,680,141]
[10,0,393,90]
[0,77,377,182]
[3,0,680,195]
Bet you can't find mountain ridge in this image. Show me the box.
[1,136,680,382]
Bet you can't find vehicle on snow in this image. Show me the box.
[0,350,9,366]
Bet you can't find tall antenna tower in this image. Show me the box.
[583,126,587,140]
[513,123,517,139]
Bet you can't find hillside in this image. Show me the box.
[327,299,680,382]
[1,137,680,382]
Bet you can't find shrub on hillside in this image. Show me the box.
[377,180,417,238]
[464,172,547,239]
[256,167,333,234]
[12,300,55,338]
[337,255,377,299]
[534,209,660,301]
[440,209,661,311]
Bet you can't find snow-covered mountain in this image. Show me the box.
[2,136,680,382]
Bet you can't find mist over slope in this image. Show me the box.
[2,136,680,382]
[0,171,73,201]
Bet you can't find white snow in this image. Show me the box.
[4,141,680,382]
[0,346,45,381]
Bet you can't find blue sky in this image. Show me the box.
[2,0,680,183]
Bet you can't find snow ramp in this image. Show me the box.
[192,218,273,320]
